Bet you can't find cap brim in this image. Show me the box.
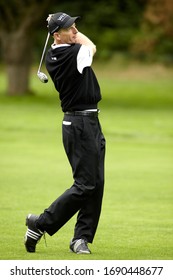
[63,16,80,29]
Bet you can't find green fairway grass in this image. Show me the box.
[0,64,173,260]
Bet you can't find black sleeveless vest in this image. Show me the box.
[45,44,101,112]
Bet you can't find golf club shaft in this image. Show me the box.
[37,32,50,73]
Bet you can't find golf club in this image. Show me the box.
[37,32,50,83]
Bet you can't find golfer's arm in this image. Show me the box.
[76,32,96,56]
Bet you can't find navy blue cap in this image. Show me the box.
[47,12,80,35]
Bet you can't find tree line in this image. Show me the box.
[0,0,173,95]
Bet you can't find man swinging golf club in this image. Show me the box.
[24,12,106,254]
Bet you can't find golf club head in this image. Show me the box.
[37,71,48,83]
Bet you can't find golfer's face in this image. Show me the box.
[57,24,78,44]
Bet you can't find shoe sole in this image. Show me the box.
[70,249,91,254]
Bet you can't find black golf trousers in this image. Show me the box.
[37,113,106,243]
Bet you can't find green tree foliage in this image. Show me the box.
[53,0,146,58]
[56,0,173,62]
[0,0,172,95]
[0,0,56,95]
[131,0,173,63]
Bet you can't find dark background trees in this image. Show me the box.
[0,0,56,95]
[131,0,173,62]
[0,0,173,96]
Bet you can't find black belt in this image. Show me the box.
[65,110,100,117]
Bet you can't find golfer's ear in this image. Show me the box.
[53,32,61,41]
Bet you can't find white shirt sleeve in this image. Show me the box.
[77,45,93,74]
